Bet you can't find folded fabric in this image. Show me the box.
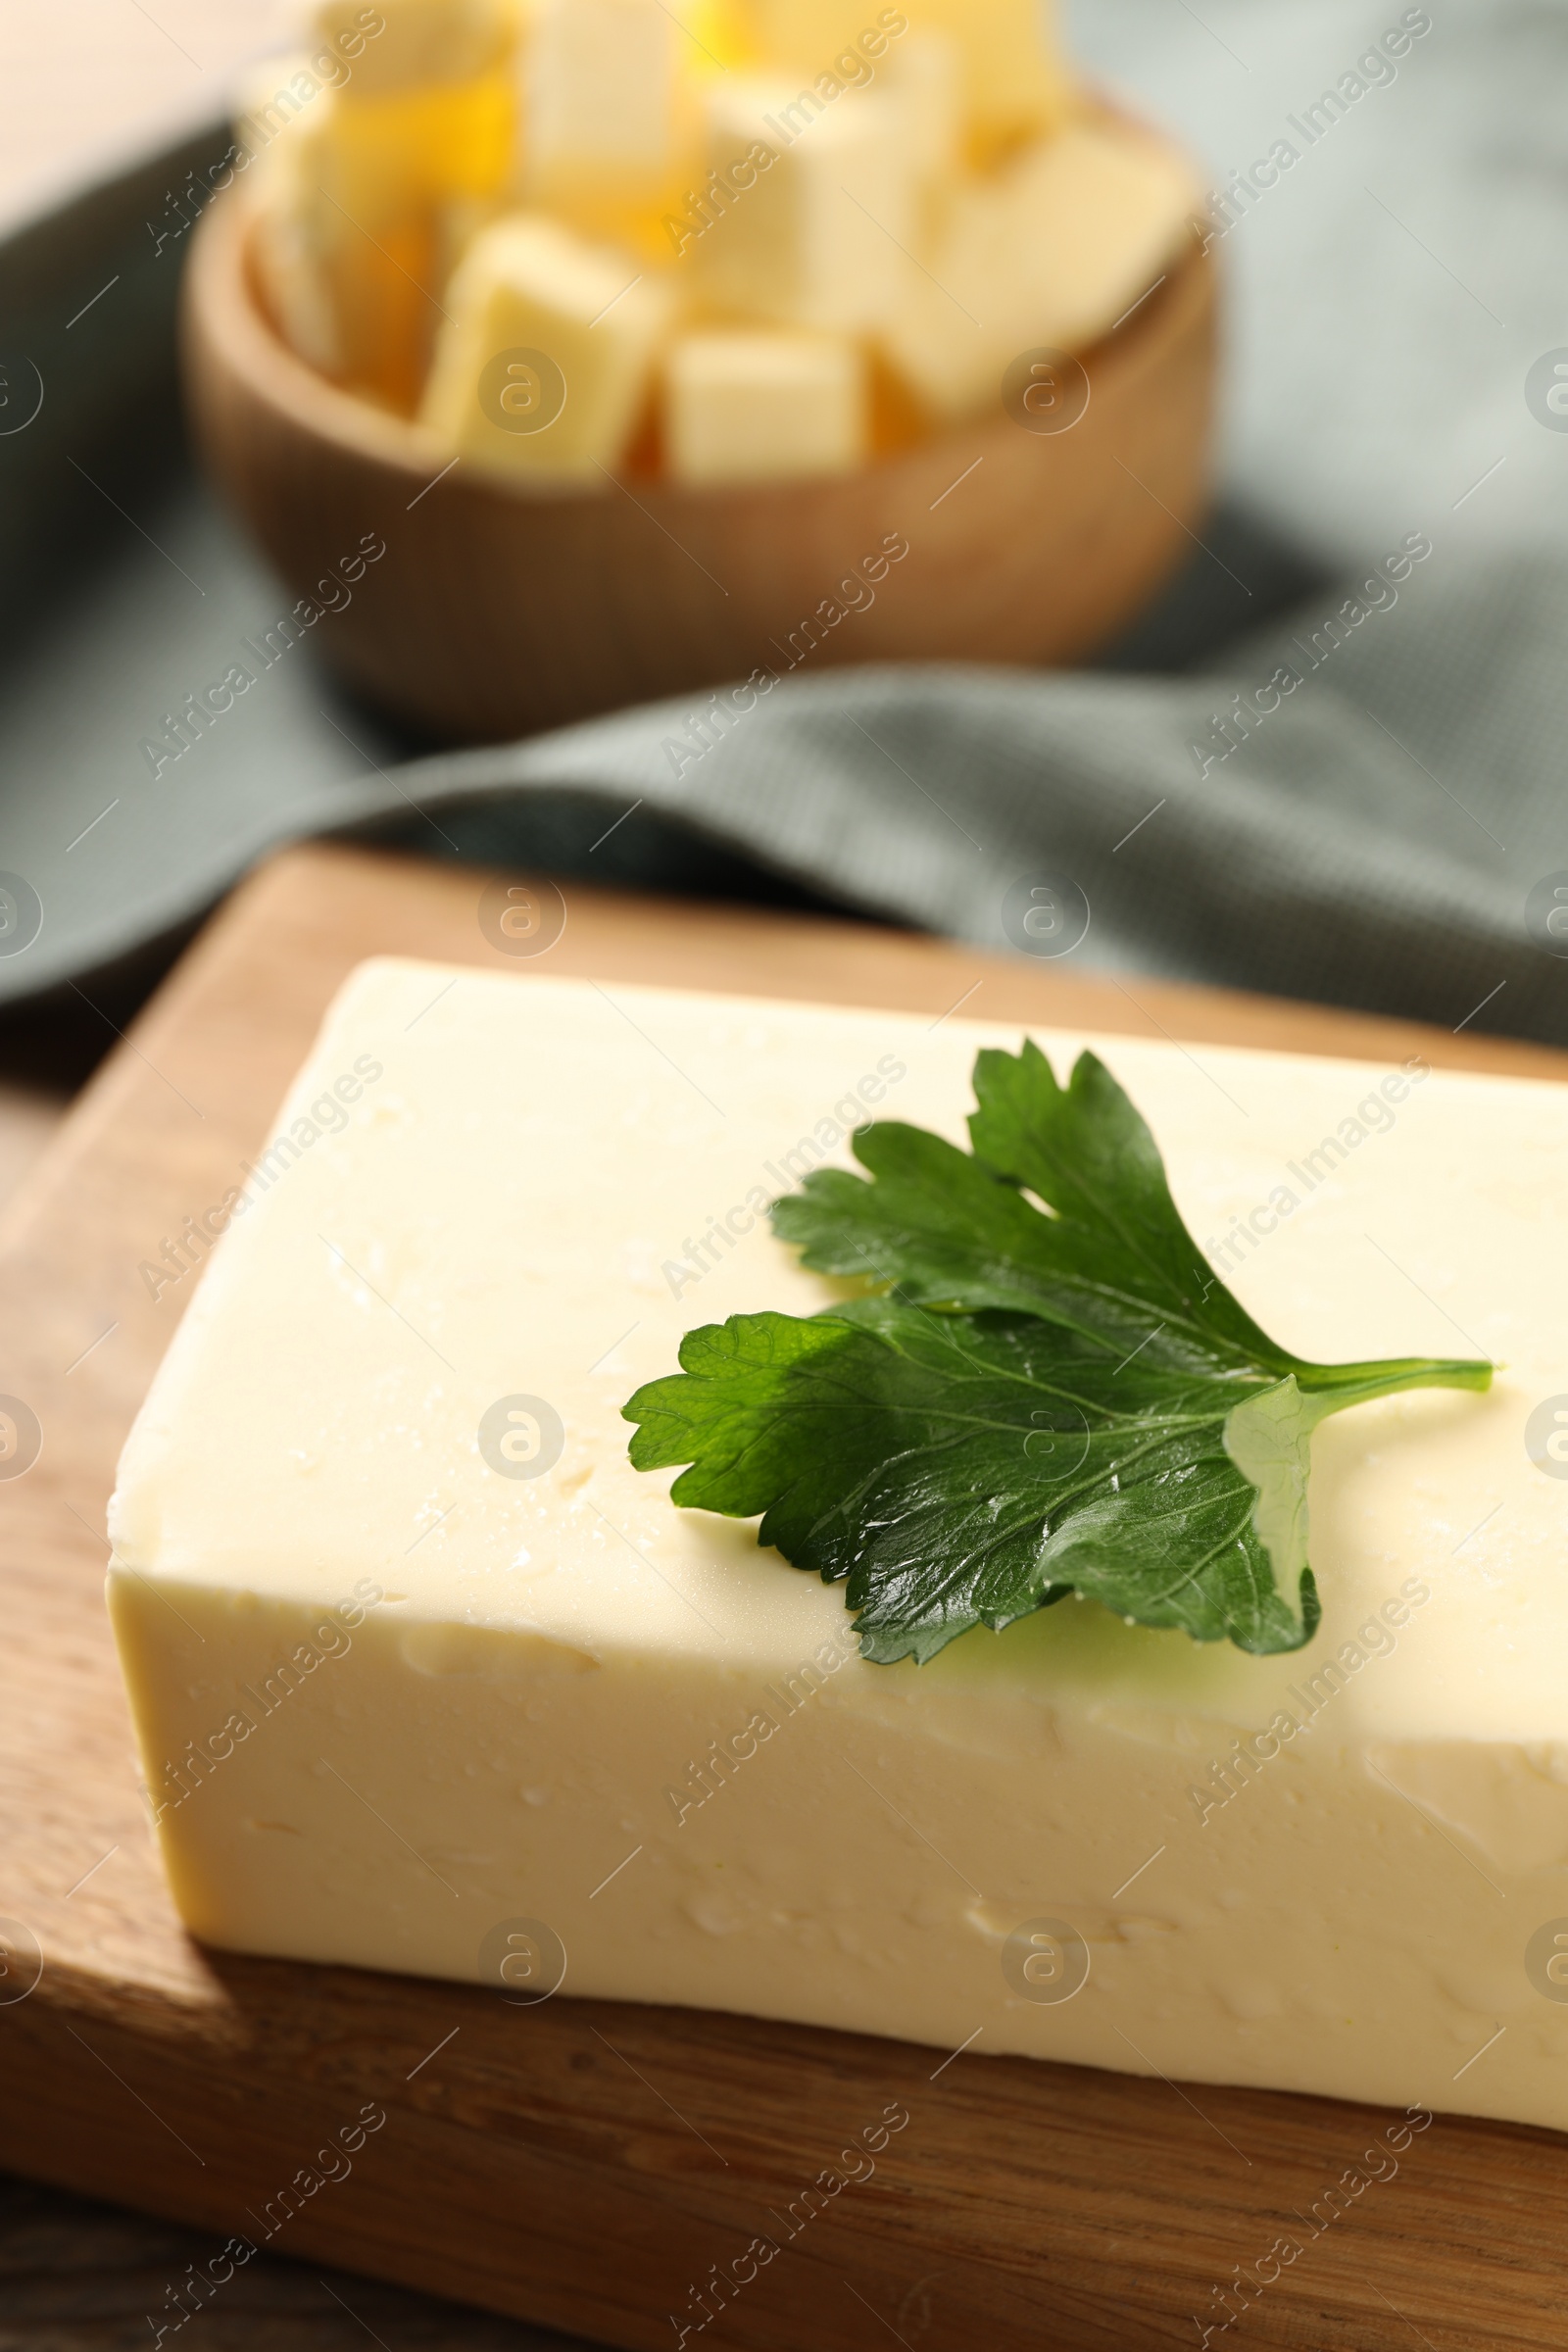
[377,546,1566,1047]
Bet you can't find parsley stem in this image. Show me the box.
[1293,1356,1494,1409]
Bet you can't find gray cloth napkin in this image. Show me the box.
[380,540,1568,1045]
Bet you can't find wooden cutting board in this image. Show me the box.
[4,841,1567,2352]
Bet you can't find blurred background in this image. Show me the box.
[5,0,1565,1160]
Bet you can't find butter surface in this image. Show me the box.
[419,215,669,475]
[882,117,1200,419]
[312,0,516,93]
[664,329,866,482]
[525,0,693,223]
[696,81,913,331]
[248,63,514,406]
[109,963,1568,2129]
[751,0,1071,153]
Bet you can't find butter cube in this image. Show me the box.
[250,97,436,404]
[881,118,1200,421]
[749,0,1072,155]
[682,0,757,71]
[433,192,501,294]
[247,84,479,409]
[250,133,346,379]
[523,0,695,232]
[693,80,912,332]
[105,959,1568,2140]
[243,15,520,406]
[330,77,517,209]
[663,330,866,484]
[310,0,516,92]
[233,50,348,152]
[419,213,671,479]
[887,28,962,193]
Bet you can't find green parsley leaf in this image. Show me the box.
[624,1045,1492,1663]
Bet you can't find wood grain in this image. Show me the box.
[0,2169,577,2350]
[180,177,1217,741]
[0,1083,66,1204]
[5,840,1568,2352]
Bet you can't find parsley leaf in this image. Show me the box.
[624,1045,1492,1663]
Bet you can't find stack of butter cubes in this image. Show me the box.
[247,0,1198,489]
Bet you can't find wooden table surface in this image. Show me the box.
[0,1087,66,1206]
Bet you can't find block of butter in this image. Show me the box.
[251,94,444,407]
[524,0,694,229]
[419,215,669,477]
[886,28,962,198]
[249,119,348,381]
[696,80,912,331]
[751,0,1072,155]
[312,0,516,93]
[663,329,866,484]
[247,56,514,408]
[882,116,1200,420]
[108,963,1568,2132]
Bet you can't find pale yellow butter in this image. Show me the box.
[883,117,1200,420]
[247,40,516,407]
[108,962,1568,2132]
[749,0,1072,154]
[695,80,912,331]
[419,214,669,476]
[310,0,516,93]
[524,0,694,223]
[885,28,962,196]
[663,329,866,483]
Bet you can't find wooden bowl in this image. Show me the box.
[181,183,1216,744]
